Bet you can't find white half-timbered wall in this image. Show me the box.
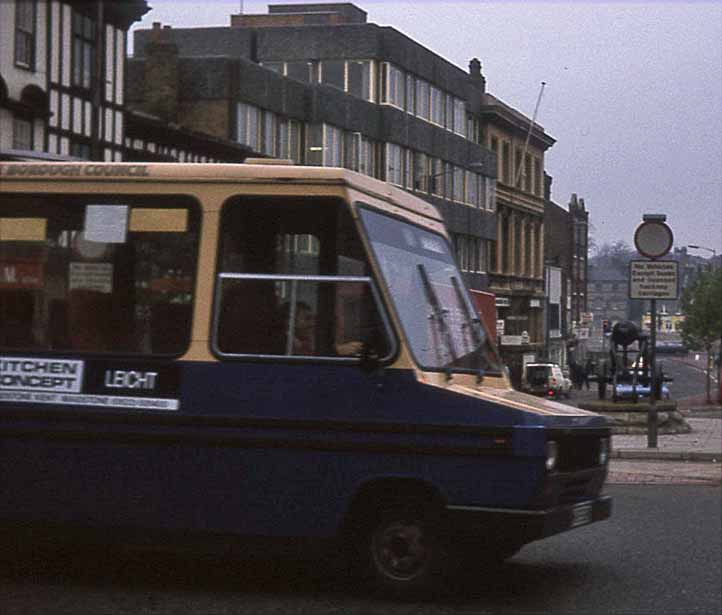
[0,0,48,151]
[46,1,126,160]
[1,0,129,160]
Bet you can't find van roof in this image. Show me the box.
[0,161,444,226]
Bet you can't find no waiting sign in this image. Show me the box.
[629,260,679,300]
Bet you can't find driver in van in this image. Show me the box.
[283,301,363,357]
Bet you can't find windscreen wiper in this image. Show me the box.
[450,275,484,350]
[417,264,457,378]
[450,275,486,383]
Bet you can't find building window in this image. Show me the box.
[514,148,524,188]
[381,63,405,108]
[429,158,443,197]
[14,0,36,69]
[405,74,415,114]
[12,117,33,150]
[347,60,372,101]
[453,166,464,203]
[467,114,480,143]
[534,158,542,196]
[320,60,345,91]
[72,10,96,90]
[306,124,323,165]
[346,132,376,177]
[465,172,477,207]
[70,140,91,159]
[444,161,454,199]
[307,124,343,167]
[454,235,486,273]
[430,86,443,126]
[445,94,454,131]
[324,124,343,166]
[413,151,428,193]
[453,98,465,135]
[483,177,497,212]
[278,118,302,163]
[262,111,277,156]
[415,78,430,120]
[385,143,403,186]
[237,102,261,150]
[286,60,315,83]
[524,153,532,193]
[502,142,511,184]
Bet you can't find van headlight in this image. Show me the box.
[545,441,559,472]
[599,437,610,465]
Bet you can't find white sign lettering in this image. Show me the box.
[629,260,679,300]
[0,357,84,393]
[0,390,178,411]
[104,370,158,390]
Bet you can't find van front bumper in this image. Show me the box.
[444,495,612,544]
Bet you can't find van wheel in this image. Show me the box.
[359,502,447,598]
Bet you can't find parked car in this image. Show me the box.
[614,382,670,400]
[523,363,568,398]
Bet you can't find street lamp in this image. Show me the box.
[687,244,717,258]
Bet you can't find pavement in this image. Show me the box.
[567,388,722,485]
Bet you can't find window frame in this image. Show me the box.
[381,62,405,109]
[0,194,202,357]
[14,0,36,70]
[12,116,34,150]
[212,273,396,363]
[385,142,403,186]
[323,124,343,167]
[71,9,96,91]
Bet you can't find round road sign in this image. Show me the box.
[634,220,673,259]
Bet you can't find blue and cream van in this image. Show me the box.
[0,161,611,596]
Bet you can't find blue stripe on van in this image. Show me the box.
[0,361,607,539]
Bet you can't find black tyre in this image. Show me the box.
[359,502,448,599]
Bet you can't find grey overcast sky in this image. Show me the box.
[130,0,722,255]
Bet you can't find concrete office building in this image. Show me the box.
[128,2,509,295]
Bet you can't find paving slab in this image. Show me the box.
[608,459,722,485]
[611,418,722,461]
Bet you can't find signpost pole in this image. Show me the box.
[648,298,658,448]
[632,213,675,450]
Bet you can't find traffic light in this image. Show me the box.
[602,319,611,334]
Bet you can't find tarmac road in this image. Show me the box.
[663,353,716,402]
[0,485,719,615]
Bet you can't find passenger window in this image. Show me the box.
[214,197,392,359]
[0,196,199,356]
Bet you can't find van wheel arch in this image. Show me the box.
[341,478,447,537]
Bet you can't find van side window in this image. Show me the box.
[214,197,392,359]
[0,195,199,356]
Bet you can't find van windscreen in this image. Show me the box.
[359,207,502,375]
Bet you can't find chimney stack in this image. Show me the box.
[469,58,486,93]
[143,23,179,123]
